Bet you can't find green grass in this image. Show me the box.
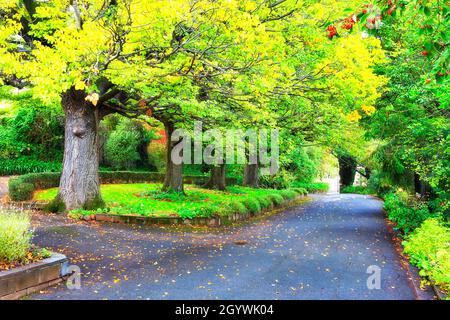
[34,183,304,219]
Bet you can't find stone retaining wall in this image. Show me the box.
[0,253,69,300]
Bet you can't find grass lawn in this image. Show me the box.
[34,184,307,219]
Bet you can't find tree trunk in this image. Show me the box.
[55,89,103,211]
[162,121,184,193]
[338,155,357,188]
[203,164,226,190]
[243,163,259,188]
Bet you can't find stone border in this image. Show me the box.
[84,196,307,227]
[431,282,447,300]
[0,252,70,300]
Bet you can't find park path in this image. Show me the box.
[27,194,429,300]
[0,176,10,202]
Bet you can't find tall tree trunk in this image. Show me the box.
[55,89,103,211]
[338,155,357,188]
[162,121,184,193]
[203,164,226,190]
[243,163,259,188]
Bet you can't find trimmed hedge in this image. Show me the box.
[291,181,329,193]
[9,171,238,202]
[0,157,62,176]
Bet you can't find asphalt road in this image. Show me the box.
[28,194,420,300]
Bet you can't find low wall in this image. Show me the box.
[0,252,70,300]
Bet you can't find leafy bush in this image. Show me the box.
[177,204,219,219]
[105,129,141,170]
[292,187,307,196]
[284,147,323,183]
[268,193,284,206]
[384,191,434,234]
[428,192,450,222]
[241,197,262,214]
[0,97,64,162]
[366,170,395,196]
[403,218,450,294]
[291,181,329,193]
[341,185,375,195]
[279,189,298,200]
[148,142,166,172]
[0,211,32,263]
[8,180,35,201]
[225,201,249,215]
[256,195,272,209]
[259,170,294,189]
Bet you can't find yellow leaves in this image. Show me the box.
[347,110,362,122]
[361,105,376,115]
[75,80,86,91]
[85,93,99,106]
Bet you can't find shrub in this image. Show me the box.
[226,201,249,215]
[292,187,307,196]
[256,195,272,209]
[105,129,141,170]
[280,189,297,200]
[0,211,32,263]
[177,204,219,219]
[147,142,166,172]
[259,170,294,189]
[341,185,375,195]
[403,218,450,294]
[8,172,61,201]
[8,180,35,201]
[241,197,262,214]
[291,181,329,193]
[268,193,284,206]
[384,191,434,234]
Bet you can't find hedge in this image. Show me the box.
[8,171,238,201]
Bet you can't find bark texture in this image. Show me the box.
[243,163,259,188]
[203,164,226,191]
[56,89,103,211]
[338,155,357,188]
[162,121,184,193]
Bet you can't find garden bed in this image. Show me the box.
[80,195,306,227]
[32,183,308,225]
[8,171,237,201]
[0,252,69,300]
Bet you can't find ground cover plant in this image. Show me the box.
[34,184,306,219]
[0,209,50,270]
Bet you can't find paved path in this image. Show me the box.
[0,177,9,201]
[28,194,422,300]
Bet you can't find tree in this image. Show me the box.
[0,0,293,207]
